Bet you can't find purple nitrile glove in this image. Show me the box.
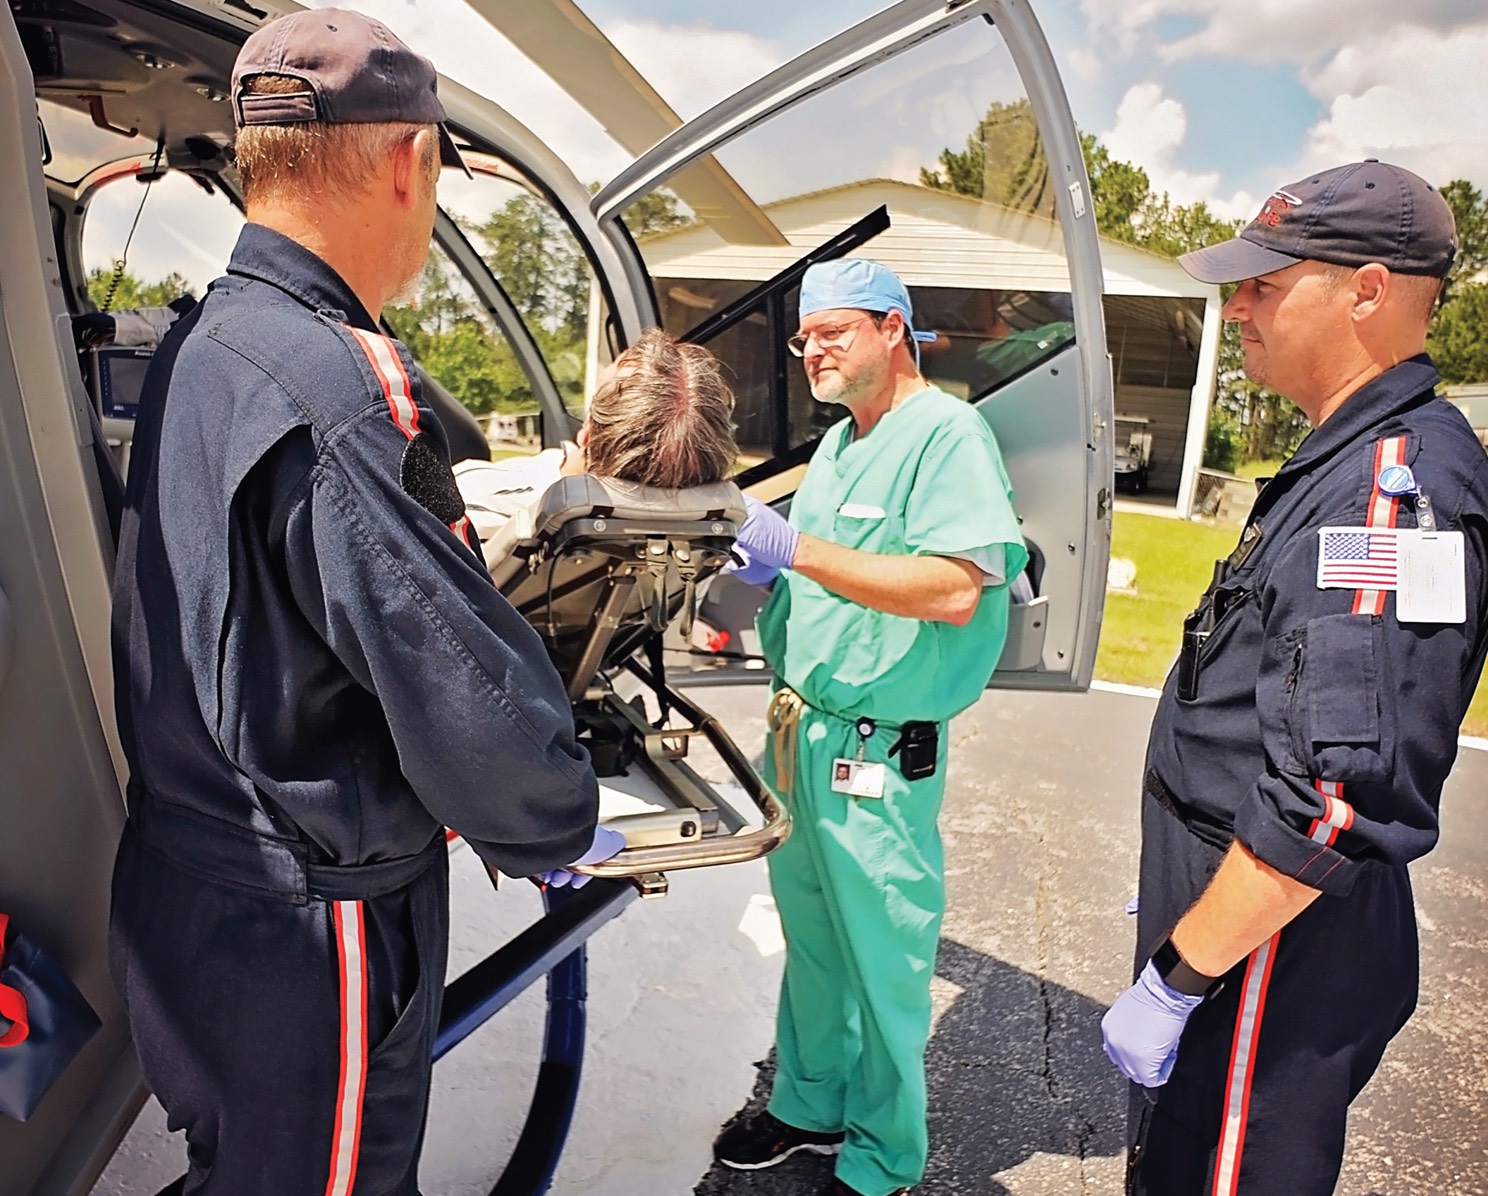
[723,542,782,588]
[536,825,626,890]
[734,495,800,573]
[1101,960,1204,1087]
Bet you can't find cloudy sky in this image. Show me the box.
[82,0,1488,293]
[354,0,1488,222]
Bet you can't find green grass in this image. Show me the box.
[1466,680,1488,742]
[1234,458,1287,481]
[1094,512,1488,737]
[1095,514,1239,689]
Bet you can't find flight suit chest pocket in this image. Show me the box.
[833,504,905,554]
[1283,612,1394,781]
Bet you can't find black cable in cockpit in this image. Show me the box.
[99,135,166,313]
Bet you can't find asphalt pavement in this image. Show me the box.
[691,684,1488,1196]
[94,684,1488,1195]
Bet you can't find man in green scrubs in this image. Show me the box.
[713,259,1027,1196]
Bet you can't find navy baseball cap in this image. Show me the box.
[232,8,471,177]
[1179,160,1457,284]
[799,258,939,359]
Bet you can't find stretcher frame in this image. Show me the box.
[408,478,791,1195]
[487,474,793,882]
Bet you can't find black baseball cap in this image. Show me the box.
[232,8,471,177]
[1179,160,1456,284]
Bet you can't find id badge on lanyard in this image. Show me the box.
[831,718,885,799]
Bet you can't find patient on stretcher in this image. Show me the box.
[455,329,739,573]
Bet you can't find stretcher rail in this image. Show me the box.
[576,666,791,879]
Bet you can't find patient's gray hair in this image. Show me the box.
[585,329,738,489]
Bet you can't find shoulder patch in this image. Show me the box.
[401,432,466,524]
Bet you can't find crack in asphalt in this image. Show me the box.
[1028,804,1102,1195]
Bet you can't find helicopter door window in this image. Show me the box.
[79,170,242,313]
[914,287,1076,400]
[616,23,1074,467]
[436,160,611,421]
[383,239,539,458]
[77,170,243,475]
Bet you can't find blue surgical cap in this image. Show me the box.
[798,259,939,357]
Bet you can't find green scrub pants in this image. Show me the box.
[763,692,948,1196]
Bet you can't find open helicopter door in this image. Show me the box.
[0,11,143,1196]
[578,0,1114,691]
[1,0,1109,1188]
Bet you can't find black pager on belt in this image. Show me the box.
[888,721,939,780]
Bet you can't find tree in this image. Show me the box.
[469,194,588,338]
[1079,134,1151,241]
[85,267,193,311]
[622,188,694,240]
[385,254,535,416]
[920,98,1055,219]
[1439,180,1488,307]
[1429,181,1488,384]
[1428,283,1488,385]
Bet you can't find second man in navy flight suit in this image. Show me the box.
[109,11,622,1193]
[1101,161,1488,1194]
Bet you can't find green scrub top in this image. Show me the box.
[973,321,1075,390]
[758,386,1027,724]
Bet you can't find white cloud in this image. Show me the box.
[1078,0,1481,66]
[878,144,927,185]
[1102,83,1186,175]
[1064,47,1103,82]
[1298,23,1488,187]
[1100,83,1254,217]
[1156,0,1418,66]
[301,3,781,189]
[605,19,782,123]
[1077,0,1180,59]
[1077,1,1488,204]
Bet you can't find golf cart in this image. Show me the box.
[1113,415,1154,494]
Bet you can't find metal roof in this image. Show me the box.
[634,177,1217,300]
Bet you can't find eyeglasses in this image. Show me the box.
[786,316,877,358]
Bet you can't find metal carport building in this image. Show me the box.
[633,177,1221,515]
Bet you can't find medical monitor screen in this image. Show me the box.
[91,346,153,420]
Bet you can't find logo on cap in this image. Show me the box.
[1254,189,1302,229]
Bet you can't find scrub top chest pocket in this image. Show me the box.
[833,503,906,555]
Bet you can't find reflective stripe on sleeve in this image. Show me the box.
[1307,779,1355,847]
[324,901,368,1196]
[346,327,421,441]
[1352,437,1407,617]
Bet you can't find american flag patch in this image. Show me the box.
[1317,526,1399,590]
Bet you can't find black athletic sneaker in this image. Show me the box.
[713,1110,845,1170]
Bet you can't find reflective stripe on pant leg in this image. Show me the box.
[1211,933,1280,1196]
[325,901,369,1196]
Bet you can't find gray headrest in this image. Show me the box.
[486,475,745,577]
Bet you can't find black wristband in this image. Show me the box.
[1150,934,1225,999]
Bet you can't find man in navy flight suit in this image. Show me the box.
[1101,161,1488,1194]
[109,11,621,1193]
